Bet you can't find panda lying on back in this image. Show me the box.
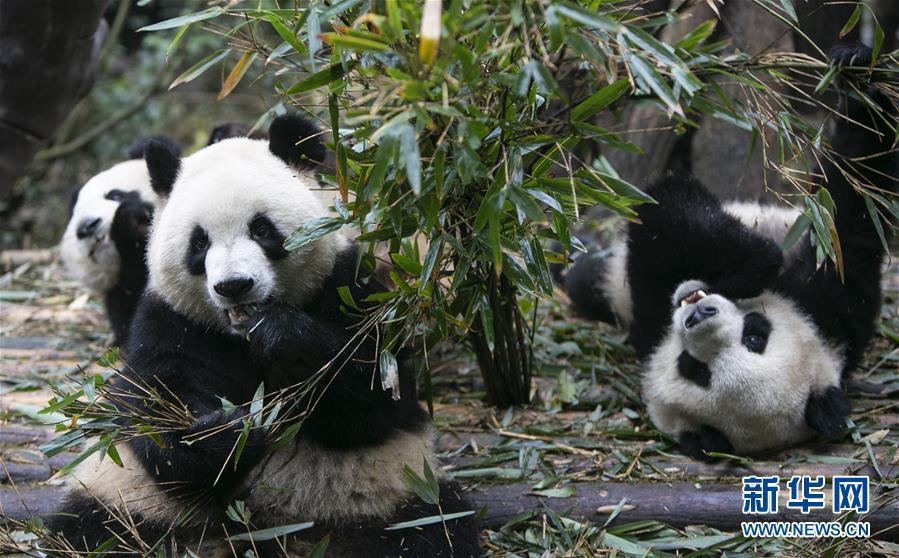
[60,136,180,346]
[49,115,480,557]
[561,43,897,459]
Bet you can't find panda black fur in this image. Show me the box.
[48,115,480,557]
[207,122,255,145]
[60,136,180,346]
[561,43,897,459]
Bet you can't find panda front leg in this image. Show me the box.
[105,195,154,346]
[246,303,370,376]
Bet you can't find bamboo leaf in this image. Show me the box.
[531,486,576,498]
[283,217,344,251]
[403,462,439,505]
[322,33,391,53]
[571,79,629,122]
[337,285,362,311]
[285,61,358,95]
[250,382,265,426]
[839,4,861,39]
[228,522,315,541]
[863,195,889,255]
[551,1,617,32]
[675,19,716,50]
[385,510,475,531]
[782,213,810,251]
[170,50,230,91]
[217,51,257,101]
[872,20,885,64]
[309,535,330,558]
[233,419,250,466]
[165,23,192,61]
[139,7,225,32]
[53,436,108,478]
[266,14,308,56]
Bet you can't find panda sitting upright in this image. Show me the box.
[60,136,180,346]
[48,115,480,557]
[561,43,897,459]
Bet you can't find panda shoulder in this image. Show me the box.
[308,243,385,319]
[126,292,195,353]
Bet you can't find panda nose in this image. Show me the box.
[76,217,102,239]
[685,303,718,329]
[214,277,255,300]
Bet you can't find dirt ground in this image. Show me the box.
[1,251,897,556]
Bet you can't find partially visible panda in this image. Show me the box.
[48,115,480,557]
[60,136,180,346]
[561,43,897,459]
[207,122,254,145]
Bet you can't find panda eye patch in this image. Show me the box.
[249,214,288,261]
[741,312,771,354]
[105,189,126,202]
[251,219,271,239]
[186,226,210,275]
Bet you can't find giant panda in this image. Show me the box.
[60,136,181,346]
[47,115,480,557]
[560,43,897,459]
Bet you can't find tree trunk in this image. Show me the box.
[0,0,109,196]
[468,271,532,407]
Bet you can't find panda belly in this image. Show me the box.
[721,201,800,245]
[58,428,442,555]
[241,429,437,526]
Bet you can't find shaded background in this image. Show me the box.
[1,0,897,251]
[1,0,274,250]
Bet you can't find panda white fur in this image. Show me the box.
[561,43,897,459]
[60,137,180,346]
[48,115,480,557]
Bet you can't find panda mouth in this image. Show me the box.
[678,289,708,307]
[87,235,108,261]
[226,304,259,327]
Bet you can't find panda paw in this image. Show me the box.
[828,42,873,66]
[678,425,734,462]
[177,410,267,476]
[804,385,850,437]
[111,196,154,243]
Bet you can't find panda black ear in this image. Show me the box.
[128,135,181,160]
[268,114,326,168]
[145,140,181,197]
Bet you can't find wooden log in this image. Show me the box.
[0,485,67,523]
[3,426,895,485]
[0,426,53,446]
[4,444,892,487]
[468,482,899,541]
[2,482,897,541]
[0,248,55,271]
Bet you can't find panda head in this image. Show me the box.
[60,137,179,292]
[145,114,345,334]
[642,279,845,455]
